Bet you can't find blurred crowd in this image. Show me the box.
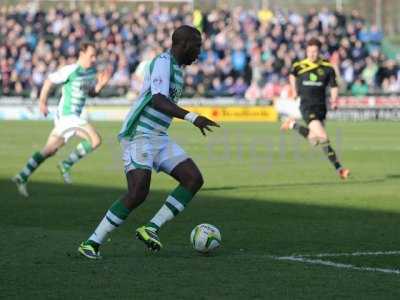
[0,3,399,101]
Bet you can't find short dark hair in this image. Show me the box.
[79,41,96,53]
[307,38,322,49]
[172,25,201,46]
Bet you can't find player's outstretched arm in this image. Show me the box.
[289,74,298,100]
[329,67,339,110]
[38,79,54,117]
[330,87,339,110]
[152,93,220,136]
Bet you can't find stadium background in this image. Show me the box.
[0,0,399,121]
[2,1,400,299]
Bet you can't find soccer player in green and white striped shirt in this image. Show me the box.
[79,25,220,259]
[12,42,112,197]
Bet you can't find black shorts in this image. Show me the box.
[300,105,327,124]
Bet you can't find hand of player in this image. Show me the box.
[330,101,338,110]
[39,101,49,117]
[193,116,220,136]
[97,65,113,88]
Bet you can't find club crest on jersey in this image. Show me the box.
[309,73,318,81]
[153,77,163,85]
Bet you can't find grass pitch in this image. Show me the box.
[1,121,400,299]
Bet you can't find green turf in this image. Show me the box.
[1,120,400,299]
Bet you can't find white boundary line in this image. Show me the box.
[270,250,400,275]
[294,250,400,258]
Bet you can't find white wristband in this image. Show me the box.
[184,112,199,124]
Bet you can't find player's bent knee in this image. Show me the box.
[182,171,204,193]
[308,136,319,147]
[136,185,149,200]
[91,138,102,149]
[124,188,149,208]
[87,133,101,149]
[318,136,329,144]
[43,147,58,157]
[196,173,204,190]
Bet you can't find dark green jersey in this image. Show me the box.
[290,58,338,108]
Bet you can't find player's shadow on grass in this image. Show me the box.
[202,177,388,191]
[2,177,399,258]
[2,178,400,299]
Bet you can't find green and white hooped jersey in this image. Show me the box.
[48,64,97,117]
[119,52,184,139]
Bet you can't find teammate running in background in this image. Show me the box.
[281,38,350,180]
[78,25,219,259]
[13,42,112,197]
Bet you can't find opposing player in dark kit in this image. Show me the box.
[281,38,350,179]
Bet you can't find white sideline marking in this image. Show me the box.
[298,250,400,258]
[270,250,400,275]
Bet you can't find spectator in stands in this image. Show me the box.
[382,76,400,95]
[231,77,248,98]
[209,77,225,98]
[245,80,262,102]
[359,24,384,47]
[376,59,399,87]
[351,79,369,96]
[361,57,378,88]
[0,3,398,99]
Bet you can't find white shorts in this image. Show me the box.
[121,134,189,174]
[53,115,88,142]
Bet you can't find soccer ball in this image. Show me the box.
[190,223,221,253]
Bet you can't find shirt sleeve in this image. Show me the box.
[48,64,78,84]
[150,55,171,98]
[328,67,338,87]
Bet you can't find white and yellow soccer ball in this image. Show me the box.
[190,223,221,253]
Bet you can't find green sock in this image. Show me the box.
[88,199,132,245]
[63,140,93,168]
[109,199,132,221]
[147,185,194,232]
[18,151,46,182]
[320,141,342,170]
